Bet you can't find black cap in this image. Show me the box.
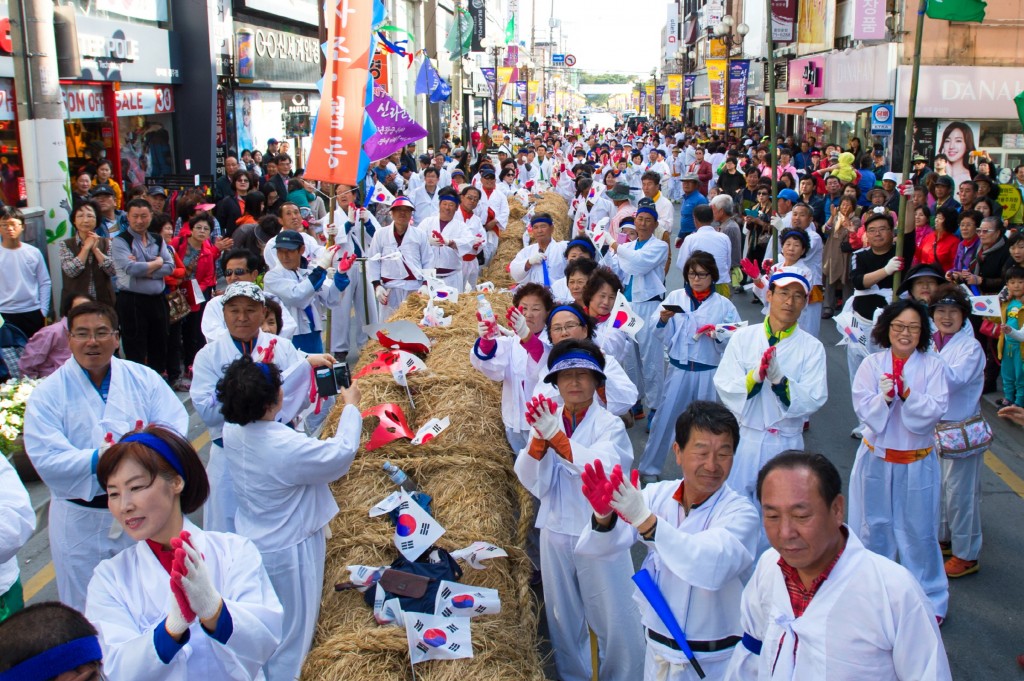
[481,169,496,179]
[274,230,305,250]
[90,185,116,197]
[147,185,167,197]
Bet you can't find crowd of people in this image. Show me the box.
[0,115,1020,680]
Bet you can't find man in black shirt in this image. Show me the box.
[717,156,746,197]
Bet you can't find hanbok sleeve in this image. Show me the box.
[275,406,362,485]
[24,386,103,500]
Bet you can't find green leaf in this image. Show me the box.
[55,221,68,239]
[48,208,55,218]
[45,228,55,241]
[58,160,68,173]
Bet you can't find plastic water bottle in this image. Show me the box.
[477,294,496,326]
[383,461,418,492]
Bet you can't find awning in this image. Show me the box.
[805,102,877,122]
[776,101,821,116]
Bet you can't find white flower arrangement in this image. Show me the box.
[0,378,40,457]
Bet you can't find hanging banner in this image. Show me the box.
[655,85,666,111]
[645,84,655,111]
[728,59,749,128]
[665,3,679,59]
[852,0,886,40]
[497,66,514,100]
[667,73,682,118]
[305,0,373,185]
[683,74,696,105]
[364,85,428,161]
[708,58,726,130]
[370,49,390,92]
[481,67,496,97]
[527,80,538,118]
[639,89,646,112]
[468,0,486,52]
[771,0,797,42]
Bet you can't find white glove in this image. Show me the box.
[766,356,785,385]
[477,320,496,340]
[164,588,193,637]
[532,400,562,440]
[508,308,531,341]
[326,223,339,237]
[316,245,338,270]
[527,252,547,266]
[357,207,370,222]
[880,376,895,403]
[98,432,115,457]
[177,539,223,621]
[375,285,389,305]
[883,256,903,276]
[609,477,652,527]
[770,216,784,231]
[429,233,445,247]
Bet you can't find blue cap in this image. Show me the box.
[778,188,800,203]
[275,230,305,250]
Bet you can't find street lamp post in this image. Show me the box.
[482,37,504,129]
[712,14,749,132]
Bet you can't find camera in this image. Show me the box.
[315,362,351,397]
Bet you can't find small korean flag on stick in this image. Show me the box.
[371,181,396,206]
[369,491,446,561]
[405,612,474,664]
[434,581,501,618]
[411,417,451,445]
[450,541,508,570]
[610,291,644,337]
[392,350,427,387]
[969,295,1001,317]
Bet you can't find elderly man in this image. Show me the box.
[415,187,474,289]
[511,213,568,286]
[679,204,732,298]
[933,176,961,212]
[201,248,297,342]
[714,266,828,532]
[726,451,951,680]
[711,194,743,292]
[262,202,326,270]
[367,196,432,316]
[578,401,760,681]
[641,171,675,240]
[24,301,188,610]
[191,281,334,532]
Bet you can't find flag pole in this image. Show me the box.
[892,0,927,300]
[764,0,778,262]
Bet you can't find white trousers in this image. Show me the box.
[643,638,732,681]
[541,528,645,681]
[330,263,378,356]
[261,529,326,681]
[847,446,949,617]
[939,453,984,561]
[462,258,480,289]
[799,302,822,338]
[639,366,718,477]
[379,287,413,319]
[50,497,133,612]
[204,443,236,533]
[634,300,665,408]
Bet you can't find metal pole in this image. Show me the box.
[892,1,926,300]
[764,0,778,261]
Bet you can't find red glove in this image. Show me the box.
[761,258,775,273]
[758,346,776,382]
[337,252,357,273]
[885,372,907,399]
[674,237,683,249]
[169,531,197,621]
[739,258,761,280]
[898,180,914,196]
[581,460,618,517]
[695,324,716,337]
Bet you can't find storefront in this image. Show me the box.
[0,79,23,206]
[894,65,1024,178]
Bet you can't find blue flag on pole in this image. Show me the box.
[415,59,452,103]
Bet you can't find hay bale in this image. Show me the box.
[304,290,545,680]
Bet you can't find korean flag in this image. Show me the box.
[391,350,427,387]
[450,541,508,570]
[371,181,396,206]
[411,417,451,445]
[610,291,645,337]
[434,580,501,618]
[969,295,1001,317]
[405,612,474,664]
[369,490,446,561]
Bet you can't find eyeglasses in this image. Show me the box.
[70,329,115,341]
[865,227,893,234]
[756,191,770,196]
[688,270,712,279]
[225,268,251,277]
[978,229,999,234]
[890,322,922,334]
[550,321,582,335]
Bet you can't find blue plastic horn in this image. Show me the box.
[632,568,706,679]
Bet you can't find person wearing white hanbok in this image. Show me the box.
[324,198,380,356]
[726,452,951,681]
[408,168,442,220]
[763,204,823,337]
[190,283,325,533]
[640,252,740,480]
[0,453,34,623]
[474,169,510,264]
[929,286,986,579]
[578,401,759,681]
[86,426,283,680]
[714,267,827,525]
[202,250,297,342]
[602,205,669,417]
[848,299,950,619]
[24,302,188,611]
[415,190,475,291]
[510,213,568,286]
[453,187,487,287]
[514,340,645,681]
[366,196,432,318]
[218,357,363,680]
[582,267,631,366]
[550,239,599,305]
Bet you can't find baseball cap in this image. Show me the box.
[274,230,305,250]
[935,175,954,188]
[390,196,415,211]
[267,138,279,145]
[769,265,812,294]
[778,188,800,202]
[222,282,265,305]
[882,172,902,184]
[90,185,116,197]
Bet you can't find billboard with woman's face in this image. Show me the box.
[937,120,980,190]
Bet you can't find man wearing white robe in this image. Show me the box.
[24,302,188,611]
[725,451,951,681]
[415,190,476,291]
[577,401,760,681]
[473,170,509,265]
[366,196,432,318]
[510,214,568,286]
[327,199,381,356]
[714,267,827,532]
[201,249,296,342]
[409,167,442,220]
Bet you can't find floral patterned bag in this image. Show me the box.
[934,415,992,459]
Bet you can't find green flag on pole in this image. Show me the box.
[1015,90,1024,131]
[444,9,474,60]
[925,0,986,23]
[505,15,515,45]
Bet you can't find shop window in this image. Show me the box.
[979,120,1024,149]
[60,0,172,29]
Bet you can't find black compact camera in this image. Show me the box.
[315,362,351,396]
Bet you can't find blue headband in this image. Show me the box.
[438,194,460,204]
[256,362,275,384]
[121,432,187,482]
[531,215,553,226]
[769,270,811,292]
[547,305,588,327]
[544,349,607,385]
[0,636,102,681]
[636,206,658,221]
[566,239,597,258]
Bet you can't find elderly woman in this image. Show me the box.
[927,285,986,580]
[638,250,739,482]
[86,426,283,678]
[59,200,117,308]
[822,195,859,318]
[848,299,950,621]
[514,339,645,681]
[549,237,597,304]
[916,205,960,273]
[582,266,630,365]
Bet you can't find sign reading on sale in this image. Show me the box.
[115,88,175,115]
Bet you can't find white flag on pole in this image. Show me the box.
[370,181,396,206]
[609,291,645,337]
[969,295,1001,317]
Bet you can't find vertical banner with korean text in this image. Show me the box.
[708,59,727,130]
[305,0,373,185]
[527,81,538,118]
[728,59,749,128]
[667,74,682,118]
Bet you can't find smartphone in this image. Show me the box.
[744,208,760,218]
[334,362,351,390]
[663,304,685,314]
[315,362,351,396]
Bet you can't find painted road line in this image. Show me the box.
[985,451,1024,501]
[22,429,212,603]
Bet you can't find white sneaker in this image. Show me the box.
[850,425,864,439]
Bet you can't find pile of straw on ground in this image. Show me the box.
[479,192,571,290]
[304,255,552,677]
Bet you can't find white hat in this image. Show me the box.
[882,172,903,184]
[768,265,812,294]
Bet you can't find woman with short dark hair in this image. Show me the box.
[60,200,117,308]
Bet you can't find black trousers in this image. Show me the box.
[166,301,206,381]
[0,310,45,340]
[116,291,169,376]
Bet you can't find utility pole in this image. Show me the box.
[10,0,71,241]
[764,0,778,260]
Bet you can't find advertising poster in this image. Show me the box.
[936,119,982,190]
[708,59,727,130]
[728,60,749,129]
[892,117,937,172]
[796,0,834,55]
[667,74,682,118]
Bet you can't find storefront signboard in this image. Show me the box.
[233,22,319,87]
[787,56,824,100]
[61,84,175,119]
[75,16,181,84]
[896,66,1024,120]
[240,0,317,26]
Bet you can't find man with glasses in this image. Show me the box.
[715,266,827,548]
[201,249,297,342]
[23,301,187,610]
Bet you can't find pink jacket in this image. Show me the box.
[18,318,72,378]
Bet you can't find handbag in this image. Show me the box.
[166,288,191,324]
[934,414,992,459]
[363,546,463,615]
[979,319,1001,338]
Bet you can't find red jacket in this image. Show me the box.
[170,228,219,309]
